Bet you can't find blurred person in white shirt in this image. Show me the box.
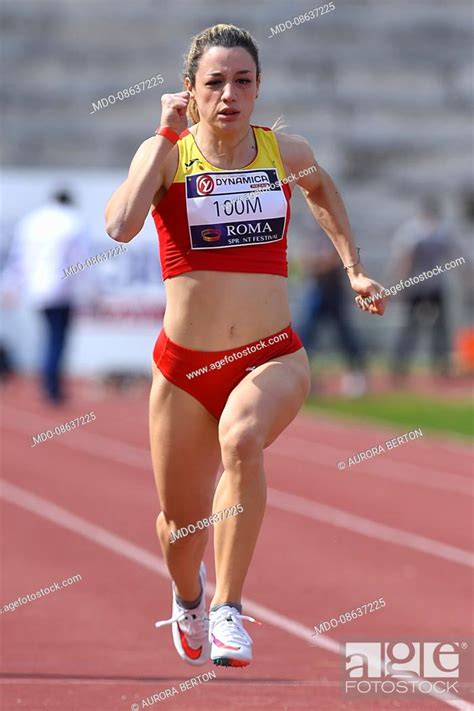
[1,189,86,403]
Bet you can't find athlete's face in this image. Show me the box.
[189,46,260,128]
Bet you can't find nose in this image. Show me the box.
[221,81,237,102]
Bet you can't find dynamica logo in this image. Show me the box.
[196,175,215,195]
[344,641,471,697]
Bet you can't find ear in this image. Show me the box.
[184,77,193,95]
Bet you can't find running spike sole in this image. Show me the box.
[212,657,249,667]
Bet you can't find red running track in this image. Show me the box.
[0,378,473,711]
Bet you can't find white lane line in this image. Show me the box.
[4,404,472,498]
[267,489,474,569]
[1,480,472,711]
[296,412,474,455]
[270,435,473,497]
[2,407,473,569]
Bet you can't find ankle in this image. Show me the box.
[175,581,203,610]
[210,601,242,614]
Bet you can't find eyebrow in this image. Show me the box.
[205,70,252,76]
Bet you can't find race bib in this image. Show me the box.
[185,168,287,249]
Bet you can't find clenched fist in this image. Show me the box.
[160,91,190,135]
[349,273,388,316]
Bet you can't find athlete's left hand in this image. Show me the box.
[348,273,388,316]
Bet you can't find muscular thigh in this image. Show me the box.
[149,363,221,521]
[219,348,310,447]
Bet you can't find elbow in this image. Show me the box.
[105,219,140,243]
[106,225,131,243]
[105,202,142,243]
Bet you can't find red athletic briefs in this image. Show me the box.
[153,325,303,420]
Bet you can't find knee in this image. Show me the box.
[219,419,263,470]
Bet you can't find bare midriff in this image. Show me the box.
[163,270,291,350]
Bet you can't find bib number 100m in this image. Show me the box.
[212,195,262,218]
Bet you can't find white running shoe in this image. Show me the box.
[209,605,261,667]
[155,562,210,666]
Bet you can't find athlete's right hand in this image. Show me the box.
[160,91,190,135]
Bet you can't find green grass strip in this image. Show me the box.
[305,393,474,438]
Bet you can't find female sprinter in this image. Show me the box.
[105,24,386,669]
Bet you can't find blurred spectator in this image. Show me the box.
[0,343,15,383]
[390,197,461,378]
[295,229,368,397]
[1,189,86,403]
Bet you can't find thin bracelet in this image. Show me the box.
[343,247,361,272]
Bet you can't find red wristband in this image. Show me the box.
[154,126,180,144]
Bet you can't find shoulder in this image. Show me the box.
[271,131,321,190]
[273,131,315,167]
